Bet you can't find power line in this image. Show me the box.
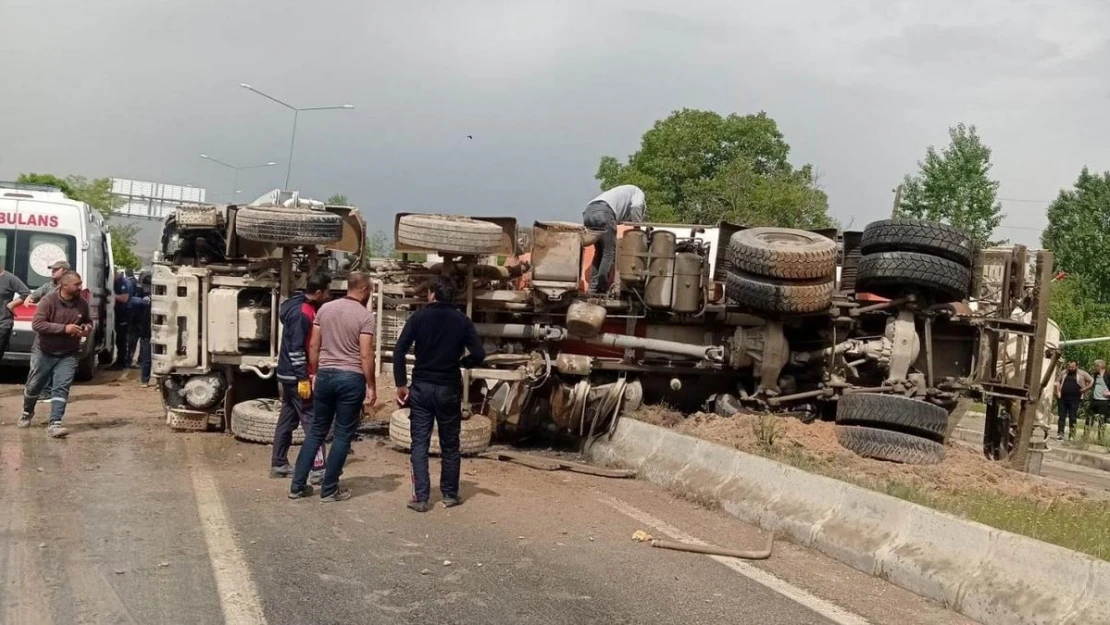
[998,197,1054,204]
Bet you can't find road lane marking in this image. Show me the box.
[187,441,268,625]
[598,495,871,625]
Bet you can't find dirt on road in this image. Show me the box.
[630,406,1090,504]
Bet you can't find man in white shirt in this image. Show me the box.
[582,185,646,294]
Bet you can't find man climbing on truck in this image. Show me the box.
[582,184,646,294]
[272,272,331,482]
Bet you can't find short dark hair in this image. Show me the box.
[61,271,82,285]
[429,275,457,303]
[306,272,332,294]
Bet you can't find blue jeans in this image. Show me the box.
[408,381,463,503]
[22,346,78,423]
[291,369,365,498]
[583,201,617,293]
[139,336,152,383]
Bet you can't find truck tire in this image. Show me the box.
[835,393,948,440]
[856,251,970,302]
[231,398,304,445]
[397,214,502,255]
[835,425,945,465]
[76,350,97,382]
[725,270,833,314]
[861,219,975,267]
[235,206,344,246]
[727,228,836,280]
[388,408,492,456]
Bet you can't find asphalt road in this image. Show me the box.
[0,370,977,625]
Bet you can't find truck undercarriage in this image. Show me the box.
[151,199,1055,471]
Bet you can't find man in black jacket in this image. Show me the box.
[393,275,485,512]
[271,273,331,480]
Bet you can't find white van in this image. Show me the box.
[0,182,115,380]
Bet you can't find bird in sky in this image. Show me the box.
[467,135,473,139]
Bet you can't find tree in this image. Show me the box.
[326,194,349,205]
[108,223,142,270]
[897,123,1003,245]
[1041,167,1110,301]
[366,229,394,258]
[1049,274,1110,367]
[17,172,141,267]
[596,109,831,227]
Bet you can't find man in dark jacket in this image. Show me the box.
[393,275,485,512]
[108,270,134,370]
[271,273,332,480]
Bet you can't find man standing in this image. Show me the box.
[272,272,331,482]
[582,184,646,294]
[1088,359,1110,438]
[1056,360,1093,440]
[0,261,31,363]
[135,273,153,386]
[289,272,377,502]
[108,270,134,370]
[9,260,70,401]
[17,272,92,438]
[393,275,486,512]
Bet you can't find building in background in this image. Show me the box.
[110,178,208,267]
[110,178,206,219]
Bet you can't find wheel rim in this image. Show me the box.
[753,230,814,248]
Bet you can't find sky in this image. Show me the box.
[3,0,1109,247]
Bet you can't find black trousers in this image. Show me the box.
[408,381,463,503]
[1058,397,1081,436]
[114,320,131,366]
[0,322,11,361]
[1088,400,1109,431]
[272,382,325,469]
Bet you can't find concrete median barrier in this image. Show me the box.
[587,418,1110,625]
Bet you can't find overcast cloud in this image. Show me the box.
[3,0,1109,245]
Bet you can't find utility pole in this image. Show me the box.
[891,184,903,218]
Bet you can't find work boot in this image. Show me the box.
[309,469,324,486]
[46,423,69,438]
[321,489,352,503]
[17,413,33,428]
[441,496,463,509]
[270,465,293,479]
[407,500,432,513]
[288,485,315,500]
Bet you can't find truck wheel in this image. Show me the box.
[835,425,945,465]
[235,206,344,246]
[727,228,836,280]
[231,398,305,445]
[388,408,492,456]
[397,214,502,255]
[835,393,948,440]
[76,350,97,382]
[725,270,833,314]
[856,251,970,302]
[861,219,975,267]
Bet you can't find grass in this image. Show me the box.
[752,439,1110,561]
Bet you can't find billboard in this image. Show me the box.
[111,178,207,219]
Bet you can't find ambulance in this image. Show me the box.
[0,182,116,380]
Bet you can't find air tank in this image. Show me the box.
[644,231,676,308]
[672,252,704,313]
[617,230,649,286]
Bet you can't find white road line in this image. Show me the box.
[187,442,268,625]
[598,495,871,625]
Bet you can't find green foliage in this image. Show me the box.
[366,229,395,258]
[898,123,1003,245]
[108,224,142,270]
[17,171,139,267]
[326,194,349,206]
[1048,275,1110,366]
[1042,167,1110,301]
[596,108,831,227]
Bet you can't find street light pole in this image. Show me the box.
[239,83,354,190]
[199,154,277,202]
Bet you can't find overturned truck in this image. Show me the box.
[378,214,1053,469]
